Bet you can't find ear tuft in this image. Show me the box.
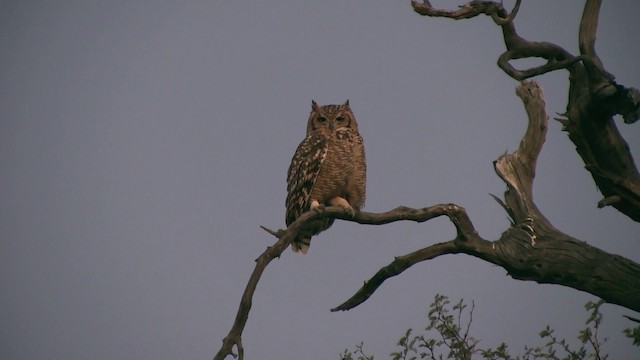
[311,100,319,111]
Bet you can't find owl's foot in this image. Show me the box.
[329,196,356,218]
[310,200,326,214]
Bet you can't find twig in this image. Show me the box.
[412,1,640,220]
[331,240,460,311]
[214,207,335,360]
[412,0,580,81]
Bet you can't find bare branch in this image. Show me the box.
[330,205,485,311]
[578,0,614,89]
[412,0,640,221]
[331,240,460,311]
[493,81,548,223]
[214,207,331,360]
[578,0,601,58]
[490,193,514,224]
[491,0,520,25]
[214,203,488,358]
[259,225,281,238]
[514,81,548,171]
[411,1,580,81]
[498,51,582,81]
[331,81,640,314]
[411,0,508,22]
[333,213,640,313]
[216,4,640,357]
[214,204,470,360]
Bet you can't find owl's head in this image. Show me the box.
[306,100,358,134]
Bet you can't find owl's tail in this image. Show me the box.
[291,238,311,254]
[290,218,335,254]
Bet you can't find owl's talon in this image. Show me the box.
[312,204,326,214]
[327,196,356,218]
[342,206,356,218]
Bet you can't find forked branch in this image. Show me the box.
[331,81,640,313]
[412,0,640,221]
[215,3,640,357]
[215,82,640,359]
[214,203,477,360]
[411,0,580,81]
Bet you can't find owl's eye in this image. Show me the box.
[317,116,327,123]
[336,116,345,122]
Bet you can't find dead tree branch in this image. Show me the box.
[411,0,579,81]
[411,0,640,222]
[215,82,639,359]
[213,206,346,360]
[216,193,640,359]
[215,4,640,358]
[332,81,640,313]
[214,204,478,360]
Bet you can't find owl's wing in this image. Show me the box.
[286,131,328,226]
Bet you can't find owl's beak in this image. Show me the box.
[328,121,335,130]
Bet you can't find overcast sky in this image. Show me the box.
[1,1,639,359]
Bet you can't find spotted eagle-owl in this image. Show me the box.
[286,100,366,254]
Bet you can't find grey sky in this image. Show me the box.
[1,1,639,359]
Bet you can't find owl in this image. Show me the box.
[286,100,366,254]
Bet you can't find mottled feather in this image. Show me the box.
[286,131,328,226]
